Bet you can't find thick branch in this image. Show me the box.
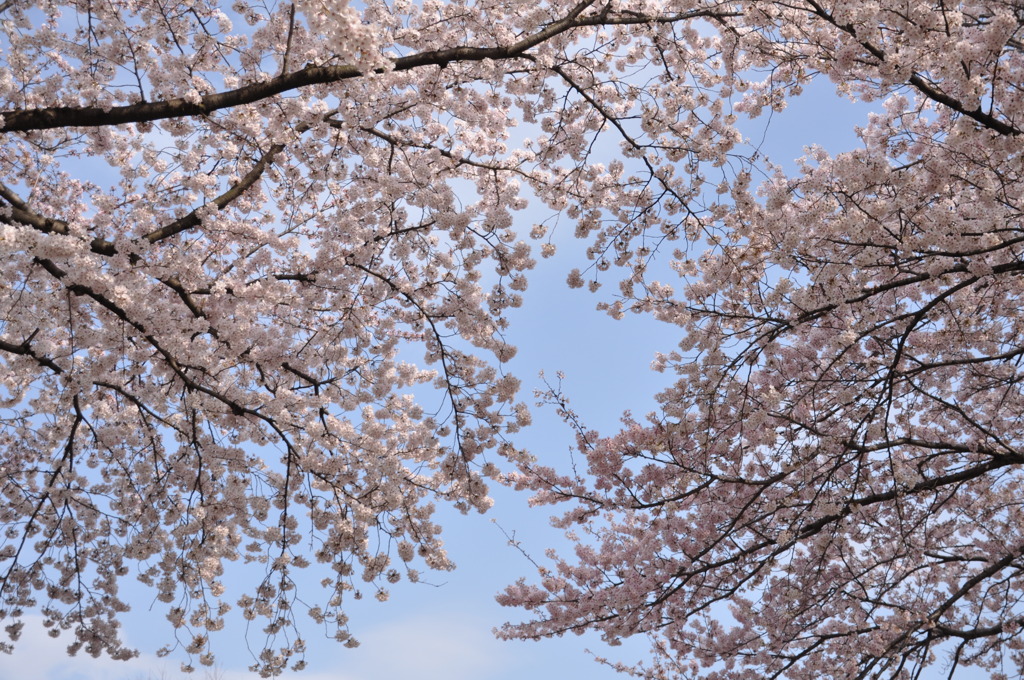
[142,143,284,243]
[0,331,64,374]
[0,5,729,133]
[801,0,1019,136]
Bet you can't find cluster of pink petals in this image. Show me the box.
[3,0,1024,678]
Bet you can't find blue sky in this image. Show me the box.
[0,78,880,680]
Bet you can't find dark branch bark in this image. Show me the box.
[141,143,284,243]
[0,4,729,133]
[0,331,64,374]
[801,0,1020,136]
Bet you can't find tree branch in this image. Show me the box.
[0,5,730,133]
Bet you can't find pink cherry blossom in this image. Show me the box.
[4,0,1024,678]
[498,3,1024,679]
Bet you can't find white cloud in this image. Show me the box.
[311,612,511,680]
[0,610,511,680]
[0,615,165,680]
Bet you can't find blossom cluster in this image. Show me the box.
[4,0,1024,677]
[498,2,1024,679]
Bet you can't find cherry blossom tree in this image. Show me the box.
[0,0,740,673]
[495,2,1024,680]
[4,0,1023,677]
